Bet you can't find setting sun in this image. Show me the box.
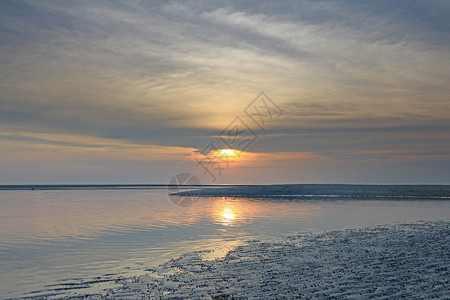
[215,149,241,157]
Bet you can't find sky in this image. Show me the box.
[1,0,449,184]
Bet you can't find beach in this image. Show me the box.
[175,184,450,199]
[42,220,450,299]
[2,187,450,299]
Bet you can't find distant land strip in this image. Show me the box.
[173,184,450,199]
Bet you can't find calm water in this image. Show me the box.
[1,188,450,298]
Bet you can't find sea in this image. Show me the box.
[0,185,449,298]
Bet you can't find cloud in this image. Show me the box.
[0,0,449,183]
[0,130,195,162]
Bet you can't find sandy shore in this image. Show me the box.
[44,220,450,299]
[174,184,450,199]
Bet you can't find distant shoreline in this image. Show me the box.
[173,184,450,199]
[2,184,450,200]
[0,184,230,191]
[2,184,450,198]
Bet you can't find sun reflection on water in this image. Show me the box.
[213,198,242,226]
[221,207,235,225]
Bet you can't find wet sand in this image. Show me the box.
[56,220,449,299]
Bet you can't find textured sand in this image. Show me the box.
[42,220,450,299]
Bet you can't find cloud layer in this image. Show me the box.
[1,0,449,183]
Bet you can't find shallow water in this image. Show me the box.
[1,188,449,298]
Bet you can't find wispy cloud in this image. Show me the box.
[0,0,449,183]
